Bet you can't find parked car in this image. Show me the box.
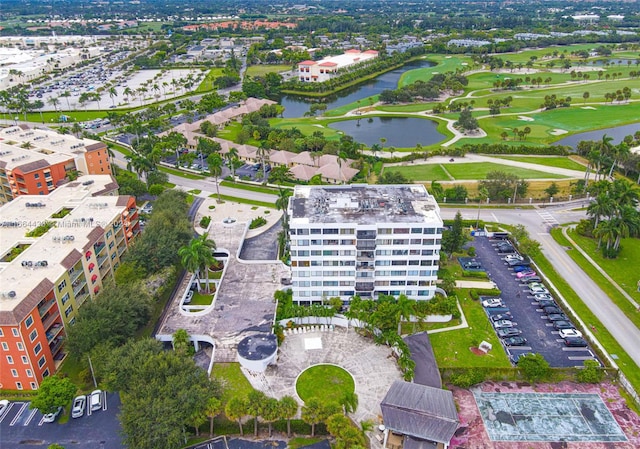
[497,328,522,338]
[510,352,535,364]
[516,270,536,278]
[564,337,588,347]
[559,328,582,339]
[497,244,516,254]
[534,294,554,302]
[529,287,549,295]
[547,313,568,322]
[43,406,63,423]
[508,258,530,266]
[185,290,194,304]
[543,306,562,315]
[493,319,515,329]
[505,254,523,261]
[553,320,574,330]
[523,276,543,284]
[490,313,513,322]
[464,261,482,269]
[72,395,86,418]
[0,399,9,416]
[512,264,532,272]
[482,298,504,308]
[504,336,528,346]
[90,389,103,412]
[537,300,556,308]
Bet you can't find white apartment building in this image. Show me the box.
[288,184,443,305]
[297,49,379,83]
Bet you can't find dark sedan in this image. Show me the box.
[504,336,528,346]
[553,320,574,330]
[497,328,522,338]
[564,337,588,347]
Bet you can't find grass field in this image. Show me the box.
[295,364,355,403]
[429,292,511,368]
[195,68,225,93]
[494,156,587,171]
[211,363,255,405]
[566,230,640,308]
[246,64,292,77]
[387,161,570,181]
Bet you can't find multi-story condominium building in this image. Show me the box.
[0,125,112,204]
[287,184,443,305]
[297,49,379,83]
[0,175,139,390]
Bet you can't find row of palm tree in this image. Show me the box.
[224,392,299,437]
[586,179,640,257]
[178,233,217,293]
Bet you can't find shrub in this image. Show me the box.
[449,370,486,388]
[469,288,501,300]
[577,360,605,383]
[518,353,551,382]
[575,219,594,238]
[148,184,165,196]
[467,246,476,257]
[249,216,267,229]
[199,216,211,228]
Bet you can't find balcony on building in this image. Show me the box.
[46,323,64,344]
[356,251,375,261]
[75,289,90,307]
[356,230,377,240]
[72,278,87,297]
[93,241,106,255]
[355,282,375,292]
[69,265,84,284]
[356,262,375,271]
[41,311,61,331]
[38,298,56,318]
[356,240,376,250]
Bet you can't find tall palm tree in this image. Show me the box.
[108,87,118,107]
[205,397,222,437]
[256,146,270,182]
[395,294,415,335]
[207,153,224,202]
[225,396,247,436]
[594,218,618,252]
[48,96,60,113]
[225,147,239,180]
[60,90,72,110]
[279,396,298,438]
[276,188,292,229]
[587,193,614,228]
[178,233,216,293]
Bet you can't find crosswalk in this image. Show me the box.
[537,210,560,228]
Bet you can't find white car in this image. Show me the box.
[184,290,194,304]
[90,389,103,412]
[0,399,9,416]
[482,298,504,308]
[43,406,62,423]
[559,328,583,339]
[71,395,86,418]
[505,254,523,261]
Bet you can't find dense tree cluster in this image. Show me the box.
[379,73,468,104]
[479,170,529,202]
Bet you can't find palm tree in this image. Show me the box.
[225,396,247,436]
[205,397,222,437]
[71,122,83,138]
[587,193,614,228]
[247,390,266,437]
[108,87,118,107]
[276,187,292,229]
[476,187,489,229]
[261,397,280,438]
[126,153,153,182]
[225,147,239,180]
[279,396,298,438]
[207,152,224,202]
[340,392,358,415]
[301,397,323,437]
[179,233,217,293]
[256,146,270,182]
[48,96,60,113]
[60,90,72,110]
[123,86,133,103]
[594,219,618,252]
[395,294,415,335]
[189,408,207,437]
[337,151,348,184]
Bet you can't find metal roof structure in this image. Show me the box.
[381,380,459,445]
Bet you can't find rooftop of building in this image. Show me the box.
[0,126,106,172]
[0,175,125,318]
[298,49,378,69]
[289,184,442,225]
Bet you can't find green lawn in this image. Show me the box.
[190,291,214,306]
[296,364,355,403]
[569,231,640,300]
[541,229,640,396]
[211,363,255,405]
[429,293,511,368]
[385,163,451,181]
[213,194,275,208]
[195,68,225,93]
[494,156,587,171]
[220,180,285,194]
[246,64,292,77]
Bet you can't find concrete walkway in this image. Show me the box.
[244,327,402,425]
[562,227,639,309]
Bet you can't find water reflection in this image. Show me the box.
[329,116,444,148]
[555,123,640,148]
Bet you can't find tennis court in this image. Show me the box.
[473,391,627,443]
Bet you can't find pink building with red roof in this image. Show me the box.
[297,49,379,82]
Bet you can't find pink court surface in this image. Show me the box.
[450,381,640,449]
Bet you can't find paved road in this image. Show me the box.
[440,206,640,369]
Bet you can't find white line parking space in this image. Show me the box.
[9,403,28,426]
[23,408,38,426]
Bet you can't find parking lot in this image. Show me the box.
[235,162,270,181]
[0,393,123,449]
[471,235,599,368]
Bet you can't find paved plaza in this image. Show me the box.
[242,326,403,425]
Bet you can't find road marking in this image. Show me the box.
[38,415,46,426]
[103,391,108,411]
[0,402,16,423]
[537,210,560,227]
[562,347,591,352]
[10,402,28,426]
[23,408,38,426]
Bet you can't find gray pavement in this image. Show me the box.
[440,206,640,369]
[244,326,403,425]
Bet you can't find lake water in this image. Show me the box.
[280,59,435,118]
[555,123,640,148]
[329,116,445,148]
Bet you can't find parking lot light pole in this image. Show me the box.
[88,355,98,388]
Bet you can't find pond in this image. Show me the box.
[280,59,435,118]
[329,116,445,148]
[555,123,640,148]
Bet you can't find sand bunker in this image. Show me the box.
[518,116,535,122]
[550,129,568,135]
[582,106,597,110]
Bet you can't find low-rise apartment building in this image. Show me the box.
[287,184,443,305]
[297,49,379,82]
[0,175,138,390]
[0,125,111,204]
